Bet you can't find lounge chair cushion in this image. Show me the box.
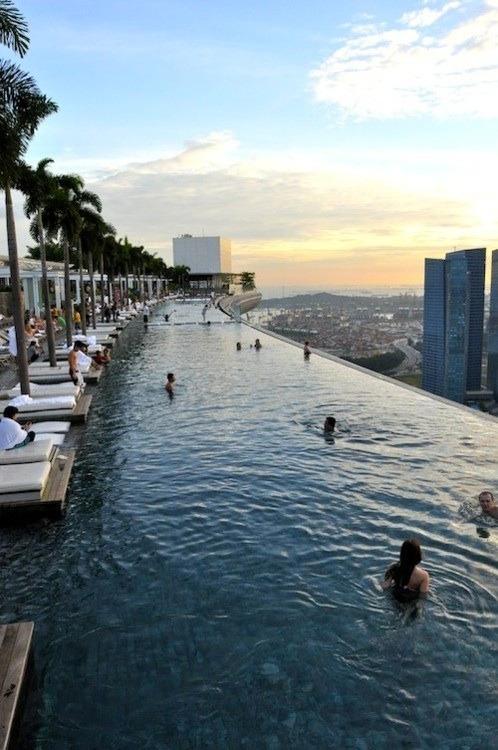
[0,438,55,465]
[31,421,71,434]
[0,461,51,501]
[9,382,80,399]
[9,396,76,412]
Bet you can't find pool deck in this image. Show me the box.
[0,621,34,750]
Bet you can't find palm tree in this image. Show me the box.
[1,1,58,393]
[40,175,101,347]
[17,158,59,366]
[80,213,115,329]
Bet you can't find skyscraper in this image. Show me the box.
[422,259,446,396]
[423,248,485,403]
[487,249,498,396]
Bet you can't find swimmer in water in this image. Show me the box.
[254,338,262,350]
[478,491,498,519]
[382,538,430,601]
[165,372,176,395]
[236,342,242,351]
[304,341,311,359]
[324,416,336,434]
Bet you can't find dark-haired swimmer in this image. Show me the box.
[478,491,498,519]
[324,416,336,434]
[165,372,176,395]
[382,538,430,601]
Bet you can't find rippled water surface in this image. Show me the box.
[2,303,498,749]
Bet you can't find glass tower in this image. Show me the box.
[422,259,446,396]
[423,248,485,403]
[487,249,498,396]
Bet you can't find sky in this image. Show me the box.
[2,0,498,293]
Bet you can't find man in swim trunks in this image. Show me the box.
[68,341,86,386]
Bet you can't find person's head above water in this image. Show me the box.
[399,538,422,568]
[324,416,336,433]
[166,372,175,383]
[478,491,496,513]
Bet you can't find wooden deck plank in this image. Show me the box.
[0,622,34,750]
[41,449,76,507]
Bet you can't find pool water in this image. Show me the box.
[2,302,497,749]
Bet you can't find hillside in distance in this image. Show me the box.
[262,292,422,312]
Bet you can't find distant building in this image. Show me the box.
[487,249,498,396]
[173,235,232,290]
[422,259,446,397]
[422,248,485,403]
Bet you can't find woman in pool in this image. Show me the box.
[382,538,430,601]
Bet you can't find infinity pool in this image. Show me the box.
[2,302,497,749]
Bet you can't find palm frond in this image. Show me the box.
[0,0,29,56]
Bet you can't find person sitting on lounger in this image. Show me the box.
[0,406,35,450]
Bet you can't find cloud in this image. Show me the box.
[7,134,498,288]
[309,1,498,119]
[74,134,495,287]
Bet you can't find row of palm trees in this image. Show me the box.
[0,1,183,395]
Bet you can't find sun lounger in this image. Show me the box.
[34,432,65,446]
[32,421,71,434]
[8,382,81,399]
[27,361,91,373]
[9,397,77,420]
[0,461,52,503]
[0,438,55,465]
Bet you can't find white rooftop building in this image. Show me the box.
[172,235,232,290]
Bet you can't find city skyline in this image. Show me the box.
[3,0,498,289]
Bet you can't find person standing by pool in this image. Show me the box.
[68,341,85,386]
[202,303,209,322]
[143,303,150,325]
[382,538,430,600]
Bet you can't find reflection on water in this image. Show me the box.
[1,304,497,749]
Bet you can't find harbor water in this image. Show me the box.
[1,302,497,749]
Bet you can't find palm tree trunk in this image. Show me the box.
[63,238,73,347]
[88,251,97,329]
[78,238,87,336]
[100,253,105,322]
[37,208,57,367]
[5,184,30,394]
